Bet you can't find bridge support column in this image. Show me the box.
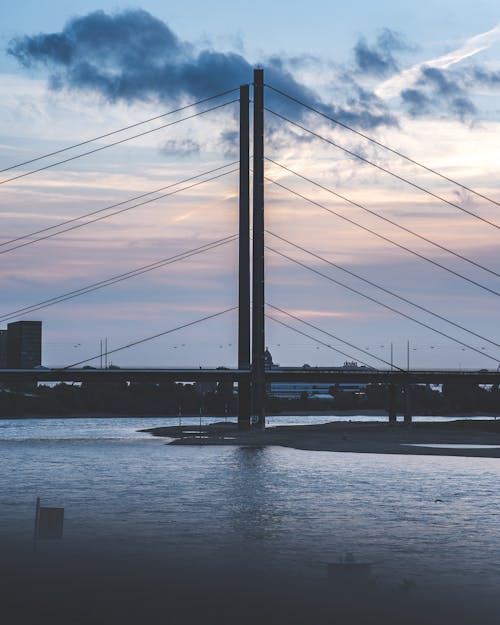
[404,385,412,424]
[388,383,397,424]
[238,83,251,429]
[252,68,266,428]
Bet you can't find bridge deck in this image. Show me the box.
[1,367,500,384]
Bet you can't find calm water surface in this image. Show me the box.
[1,415,499,598]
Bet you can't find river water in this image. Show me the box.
[1,415,499,624]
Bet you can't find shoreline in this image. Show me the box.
[1,408,499,420]
[143,420,500,458]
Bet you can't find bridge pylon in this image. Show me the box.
[238,83,251,429]
[252,69,266,428]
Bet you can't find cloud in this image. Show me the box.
[419,66,476,119]
[7,10,244,102]
[400,88,431,116]
[471,65,500,86]
[376,22,500,100]
[419,66,461,97]
[7,9,395,131]
[161,138,201,157]
[354,29,409,77]
[400,66,476,120]
[340,77,397,127]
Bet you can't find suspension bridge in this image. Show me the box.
[1,68,500,427]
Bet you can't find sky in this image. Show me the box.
[1,1,500,370]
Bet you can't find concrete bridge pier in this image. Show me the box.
[238,380,251,430]
[388,383,397,424]
[404,385,412,424]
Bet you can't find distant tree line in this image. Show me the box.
[0,379,235,418]
[1,381,499,418]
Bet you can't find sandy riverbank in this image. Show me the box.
[143,419,500,458]
[4,408,498,419]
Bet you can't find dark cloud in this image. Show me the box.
[330,70,398,129]
[8,10,246,103]
[219,129,239,158]
[470,66,500,86]
[354,39,397,76]
[354,29,409,76]
[377,29,410,53]
[401,66,476,121]
[420,67,477,120]
[400,88,431,116]
[449,96,476,119]
[7,9,395,131]
[161,138,201,157]
[419,67,461,97]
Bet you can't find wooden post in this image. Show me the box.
[33,496,40,552]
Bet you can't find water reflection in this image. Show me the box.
[0,418,499,624]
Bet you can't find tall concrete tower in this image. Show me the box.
[7,321,42,368]
[0,330,7,368]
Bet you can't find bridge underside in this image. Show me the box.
[1,368,500,385]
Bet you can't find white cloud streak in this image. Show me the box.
[375,23,500,99]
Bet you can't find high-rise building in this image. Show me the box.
[6,321,42,369]
[0,330,7,368]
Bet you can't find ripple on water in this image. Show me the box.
[0,417,499,600]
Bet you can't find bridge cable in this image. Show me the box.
[62,306,238,369]
[0,162,238,250]
[266,313,383,370]
[0,235,238,323]
[0,167,238,255]
[1,88,240,174]
[267,303,405,371]
[265,245,499,363]
[266,176,500,299]
[0,99,238,185]
[265,107,500,231]
[266,230,500,349]
[266,157,500,281]
[265,83,500,208]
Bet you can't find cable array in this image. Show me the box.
[266,175,500,298]
[265,107,500,231]
[0,235,238,323]
[1,166,238,255]
[5,78,500,369]
[2,87,242,365]
[266,230,500,349]
[265,83,500,208]
[266,313,375,369]
[267,303,404,370]
[1,88,240,175]
[266,157,500,280]
[1,99,238,185]
[266,243,498,362]
[262,96,500,365]
[63,307,238,369]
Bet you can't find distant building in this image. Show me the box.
[269,382,334,399]
[265,350,369,399]
[195,381,217,397]
[0,330,7,368]
[6,321,42,369]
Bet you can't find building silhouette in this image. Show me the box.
[0,330,7,368]
[5,321,42,368]
[265,349,369,399]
